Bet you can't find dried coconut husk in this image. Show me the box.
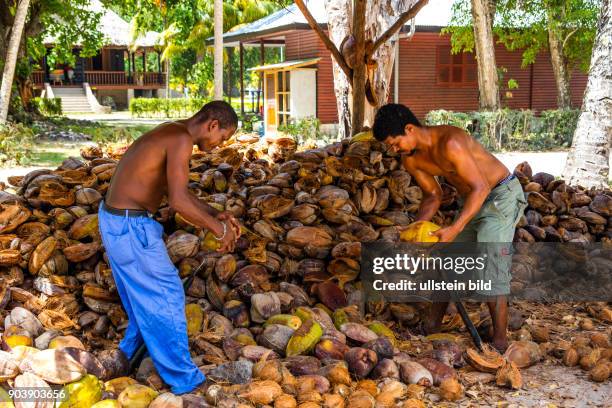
[321,393,345,408]
[29,348,86,384]
[579,348,601,370]
[402,398,426,408]
[589,362,610,382]
[495,360,523,389]
[437,377,463,401]
[375,380,406,407]
[0,349,19,381]
[503,341,542,368]
[416,358,456,386]
[274,393,297,408]
[399,362,432,387]
[238,380,283,405]
[346,389,375,408]
[464,344,505,373]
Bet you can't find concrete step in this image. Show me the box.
[61,103,91,107]
[54,92,86,96]
[52,88,85,92]
[51,86,94,113]
[61,101,91,106]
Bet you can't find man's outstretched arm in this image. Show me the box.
[405,158,443,222]
[166,135,235,251]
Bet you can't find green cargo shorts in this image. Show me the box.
[454,177,528,296]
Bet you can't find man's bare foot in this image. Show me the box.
[492,337,509,354]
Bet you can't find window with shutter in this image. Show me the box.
[436,46,478,86]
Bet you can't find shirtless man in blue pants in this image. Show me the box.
[98,101,240,394]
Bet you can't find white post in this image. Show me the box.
[213,0,224,100]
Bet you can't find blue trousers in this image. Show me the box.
[98,203,205,394]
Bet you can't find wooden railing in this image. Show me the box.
[143,72,164,85]
[31,70,165,86]
[85,71,127,85]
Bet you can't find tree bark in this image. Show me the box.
[471,0,499,110]
[547,14,572,109]
[562,0,611,188]
[364,0,416,127]
[351,0,367,135]
[0,0,30,124]
[213,0,223,100]
[325,0,353,139]
[303,0,423,135]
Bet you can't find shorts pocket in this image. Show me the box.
[130,220,164,252]
[103,232,134,267]
[99,212,129,238]
[513,194,528,226]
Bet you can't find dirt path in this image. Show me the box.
[495,152,568,178]
[477,365,611,407]
[422,364,611,407]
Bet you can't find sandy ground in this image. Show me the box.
[478,364,611,407]
[495,152,568,178]
[421,364,612,407]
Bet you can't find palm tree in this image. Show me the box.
[562,0,611,188]
[140,0,279,99]
[0,0,31,124]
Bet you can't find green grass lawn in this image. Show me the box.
[25,119,156,168]
[29,141,87,167]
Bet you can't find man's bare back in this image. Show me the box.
[401,125,509,196]
[106,122,189,213]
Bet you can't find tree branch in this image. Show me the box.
[562,27,578,51]
[294,0,353,83]
[371,0,429,54]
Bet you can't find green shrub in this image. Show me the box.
[239,112,262,132]
[425,108,579,151]
[278,117,322,144]
[0,123,35,166]
[32,97,63,117]
[129,97,209,118]
[91,126,139,147]
[101,96,116,110]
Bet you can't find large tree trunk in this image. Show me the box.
[351,0,367,135]
[213,0,223,100]
[562,0,611,188]
[325,0,352,139]
[363,0,413,127]
[0,0,30,124]
[547,12,572,109]
[471,0,499,110]
[326,0,418,135]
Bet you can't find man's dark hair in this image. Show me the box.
[194,100,238,129]
[373,103,421,141]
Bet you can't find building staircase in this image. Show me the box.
[51,87,95,113]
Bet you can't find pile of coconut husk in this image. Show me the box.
[0,133,610,407]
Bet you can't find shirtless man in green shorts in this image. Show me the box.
[372,103,527,352]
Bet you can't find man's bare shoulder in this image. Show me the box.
[435,125,472,155]
[141,121,191,143]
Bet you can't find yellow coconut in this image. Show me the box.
[400,221,441,243]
